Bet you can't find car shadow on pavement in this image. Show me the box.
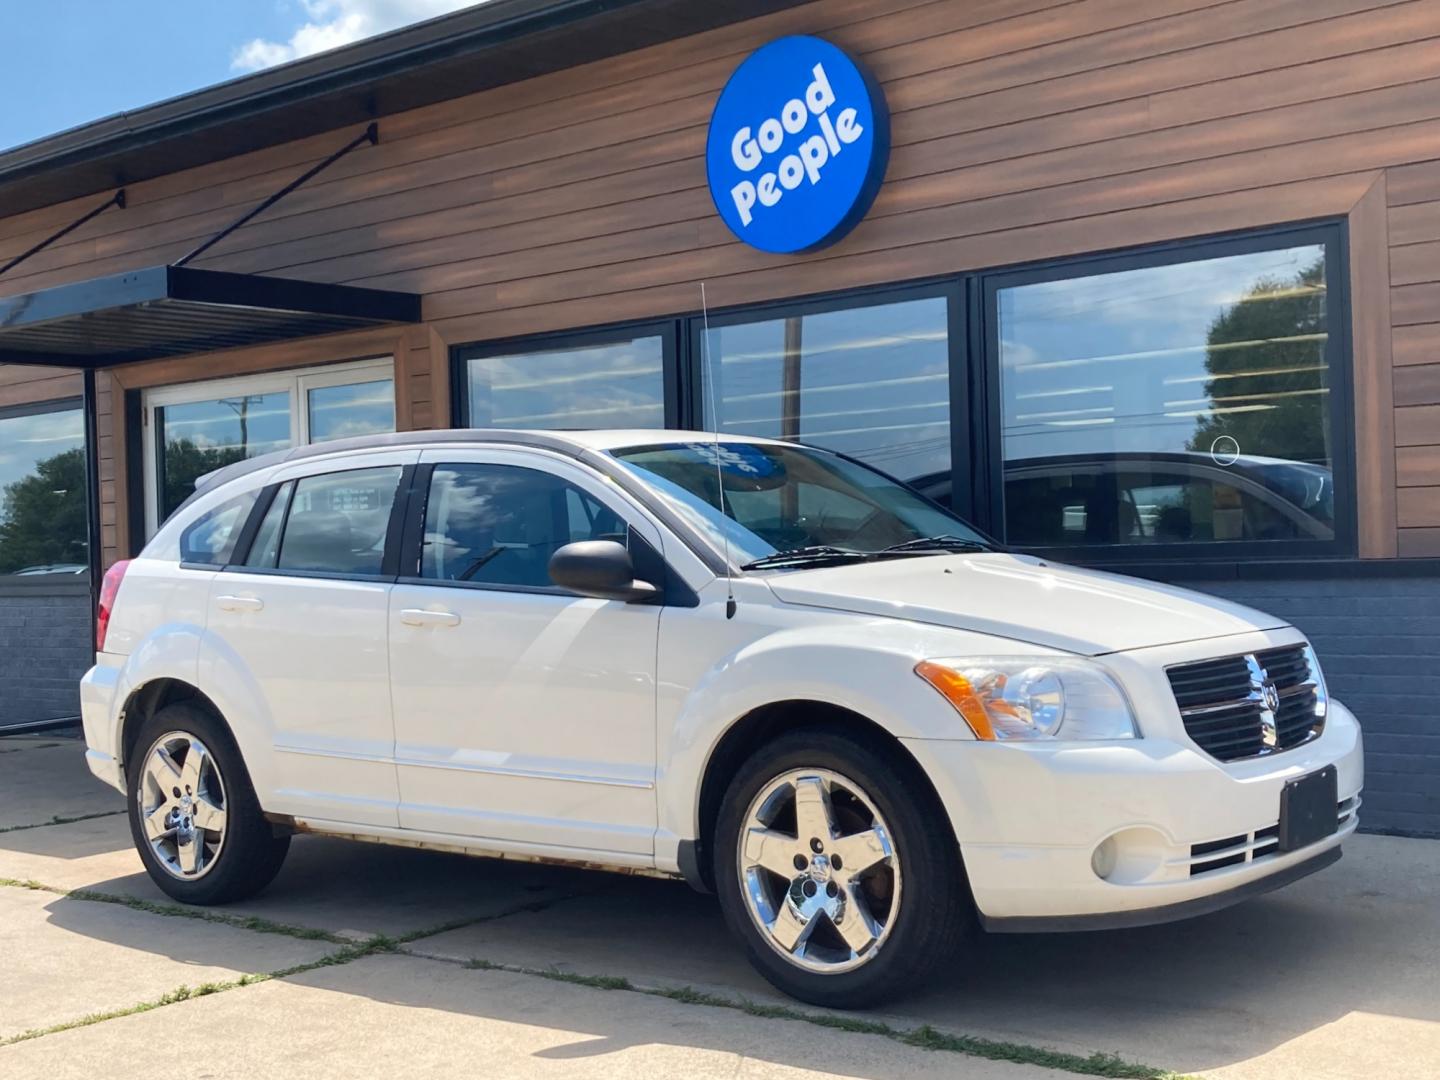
[16,829,1439,1078]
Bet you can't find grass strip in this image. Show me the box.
[0,936,396,1047]
[442,957,1191,1080]
[0,877,346,944]
[0,809,126,834]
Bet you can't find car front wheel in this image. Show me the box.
[714,728,971,1008]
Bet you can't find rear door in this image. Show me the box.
[387,448,664,857]
[202,450,416,826]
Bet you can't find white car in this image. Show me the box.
[81,430,1363,1007]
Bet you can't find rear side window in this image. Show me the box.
[421,463,625,588]
[270,467,402,576]
[179,492,257,566]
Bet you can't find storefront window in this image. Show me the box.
[464,332,667,429]
[145,359,395,531]
[0,402,87,576]
[307,379,396,443]
[156,391,292,522]
[698,294,950,491]
[994,237,1339,551]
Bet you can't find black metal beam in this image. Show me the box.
[0,265,420,368]
[172,124,379,268]
[0,189,124,279]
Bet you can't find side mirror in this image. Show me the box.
[548,540,659,602]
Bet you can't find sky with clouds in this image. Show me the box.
[0,0,480,152]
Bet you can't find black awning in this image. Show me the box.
[0,266,421,369]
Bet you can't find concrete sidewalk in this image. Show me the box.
[2,733,1437,1079]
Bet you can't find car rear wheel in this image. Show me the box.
[127,702,290,905]
[714,727,972,1008]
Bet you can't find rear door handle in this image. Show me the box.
[216,595,264,613]
[399,608,461,628]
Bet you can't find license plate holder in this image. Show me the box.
[1279,765,1338,853]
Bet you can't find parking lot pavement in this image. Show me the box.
[0,884,335,1041]
[0,952,1072,1080]
[0,738,123,830]
[3,734,1438,1079]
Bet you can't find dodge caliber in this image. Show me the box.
[80,430,1363,1007]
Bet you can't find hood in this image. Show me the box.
[764,553,1287,656]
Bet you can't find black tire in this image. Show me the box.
[713,726,972,1009]
[126,702,290,905]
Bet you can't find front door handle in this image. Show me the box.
[216,595,264,613]
[399,608,461,628]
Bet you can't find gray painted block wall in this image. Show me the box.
[1177,575,1440,839]
[0,588,91,730]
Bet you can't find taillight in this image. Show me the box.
[96,559,132,652]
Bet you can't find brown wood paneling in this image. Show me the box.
[1398,526,1440,554]
[1397,484,1440,525]
[1398,444,1440,485]
[1396,403,1440,445]
[0,367,82,407]
[1388,156,1440,205]
[1395,363,1440,405]
[1389,201,1440,246]
[1351,175,1399,557]
[0,0,1423,297]
[1391,238,1440,284]
[1393,322,1440,365]
[1391,281,1440,325]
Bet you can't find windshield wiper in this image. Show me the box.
[874,535,993,556]
[740,546,874,571]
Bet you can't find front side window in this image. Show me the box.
[464,331,668,429]
[420,463,626,588]
[271,467,402,576]
[994,236,1340,552]
[146,360,395,529]
[698,295,951,493]
[0,403,87,577]
[611,441,984,568]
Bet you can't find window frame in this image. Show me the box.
[452,320,681,430]
[978,221,1356,563]
[141,356,396,536]
[0,396,89,581]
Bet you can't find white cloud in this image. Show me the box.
[232,0,481,72]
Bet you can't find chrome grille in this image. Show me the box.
[1167,643,1326,762]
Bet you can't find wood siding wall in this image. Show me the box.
[4,0,1440,565]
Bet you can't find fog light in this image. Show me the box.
[1091,836,1118,880]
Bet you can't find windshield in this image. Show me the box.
[609,441,988,568]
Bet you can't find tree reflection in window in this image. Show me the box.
[0,405,87,575]
[997,240,1337,549]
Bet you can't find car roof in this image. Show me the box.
[194,428,782,496]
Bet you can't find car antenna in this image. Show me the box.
[701,281,738,619]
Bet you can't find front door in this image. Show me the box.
[202,454,414,827]
[387,449,662,857]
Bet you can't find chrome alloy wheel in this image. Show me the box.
[135,731,228,880]
[737,768,900,974]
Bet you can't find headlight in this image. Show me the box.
[915,657,1137,741]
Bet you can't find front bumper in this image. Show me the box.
[902,699,1363,928]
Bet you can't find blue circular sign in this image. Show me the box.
[706,36,889,254]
